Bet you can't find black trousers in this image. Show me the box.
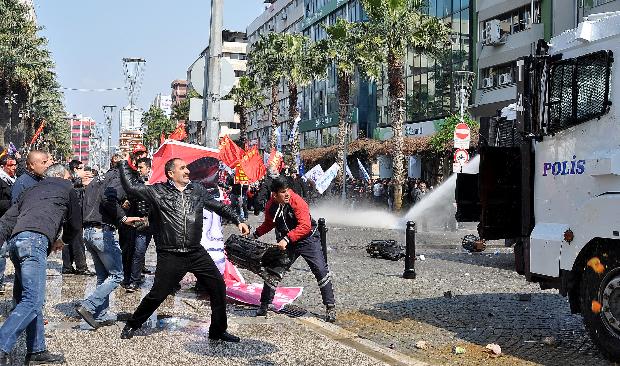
[61,228,88,271]
[127,247,228,335]
[119,225,136,284]
[260,232,335,306]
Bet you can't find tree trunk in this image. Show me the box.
[238,107,247,148]
[270,84,279,152]
[336,71,351,188]
[288,82,300,171]
[388,50,406,211]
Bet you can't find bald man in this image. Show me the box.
[11,151,52,204]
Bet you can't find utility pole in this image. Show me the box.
[102,105,117,167]
[204,0,223,148]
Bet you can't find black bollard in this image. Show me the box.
[318,218,328,263]
[403,221,417,279]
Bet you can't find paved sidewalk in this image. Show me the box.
[0,256,412,366]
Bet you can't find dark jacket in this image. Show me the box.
[0,177,81,247]
[287,176,306,198]
[11,170,43,204]
[119,161,242,253]
[0,178,13,216]
[82,167,128,226]
[255,190,316,244]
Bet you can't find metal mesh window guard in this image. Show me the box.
[547,50,613,134]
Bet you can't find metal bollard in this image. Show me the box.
[318,218,328,263]
[403,221,417,279]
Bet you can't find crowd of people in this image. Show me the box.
[0,145,339,365]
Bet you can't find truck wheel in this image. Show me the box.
[580,249,620,362]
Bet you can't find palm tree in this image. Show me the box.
[279,33,328,171]
[247,33,288,153]
[226,76,264,148]
[322,18,384,186]
[361,0,450,210]
[0,0,70,157]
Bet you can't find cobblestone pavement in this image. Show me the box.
[234,214,616,366]
[0,211,615,365]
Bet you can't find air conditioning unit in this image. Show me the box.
[498,73,512,85]
[482,77,494,89]
[484,19,503,46]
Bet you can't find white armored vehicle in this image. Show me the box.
[455,12,620,361]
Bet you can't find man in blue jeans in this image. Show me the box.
[77,155,143,329]
[0,164,81,365]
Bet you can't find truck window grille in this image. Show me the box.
[547,50,613,133]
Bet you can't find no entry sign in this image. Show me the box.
[453,122,471,149]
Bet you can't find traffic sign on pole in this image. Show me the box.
[453,122,471,149]
[453,148,470,173]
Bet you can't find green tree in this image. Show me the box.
[226,76,264,148]
[361,0,450,210]
[141,105,175,149]
[247,33,288,153]
[0,0,70,157]
[279,33,328,171]
[170,90,199,123]
[322,18,384,186]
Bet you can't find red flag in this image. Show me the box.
[240,146,266,183]
[218,135,244,168]
[30,120,45,145]
[160,131,166,145]
[149,140,219,184]
[168,122,187,141]
[267,149,284,172]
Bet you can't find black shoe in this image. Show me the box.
[25,350,65,365]
[125,283,139,293]
[61,268,75,275]
[208,331,240,343]
[120,324,137,339]
[74,269,96,276]
[141,267,152,274]
[99,319,116,327]
[325,304,336,323]
[75,304,99,329]
[0,352,7,366]
[255,304,268,317]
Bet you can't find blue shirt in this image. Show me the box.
[11,171,44,204]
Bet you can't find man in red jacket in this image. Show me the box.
[253,176,336,322]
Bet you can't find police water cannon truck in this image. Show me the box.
[455,12,620,360]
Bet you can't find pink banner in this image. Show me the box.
[223,261,303,311]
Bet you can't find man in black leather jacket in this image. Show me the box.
[118,158,249,342]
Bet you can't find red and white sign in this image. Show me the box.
[453,122,471,149]
[453,148,470,173]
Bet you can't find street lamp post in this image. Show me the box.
[102,105,117,166]
[204,0,223,148]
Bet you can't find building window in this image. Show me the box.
[479,62,515,89]
[481,2,541,42]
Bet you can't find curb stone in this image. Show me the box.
[297,316,434,366]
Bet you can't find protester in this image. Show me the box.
[0,155,17,294]
[11,150,51,204]
[0,164,81,365]
[125,157,153,293]
[61,159,94,276]
[253,176,336,323]
[118,145,148,289]
[76,154,144,329]
[118,157,249,342]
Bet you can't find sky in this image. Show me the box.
[35,0,265,143]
